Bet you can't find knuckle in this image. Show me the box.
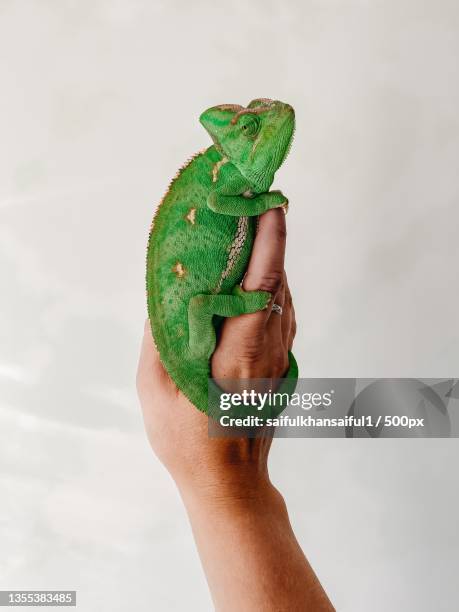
[274,222,287,242]
[257,271,283,294]
[240,340,264,362]
[265,208,287,238]
[273,350,289,377]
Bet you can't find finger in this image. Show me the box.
[283,276,297,351]
[288,301,297,351]
[242,208,286,302]
[266,272,285,336]
[281,273,293,347]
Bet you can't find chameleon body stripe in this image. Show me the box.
[214,216,249,293]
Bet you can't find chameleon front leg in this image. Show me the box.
[207,162,287,216]
[188,287,271,359]
[207,190,288,217]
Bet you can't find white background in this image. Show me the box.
[1,1,458,610]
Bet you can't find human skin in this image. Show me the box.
[137,209,335,611]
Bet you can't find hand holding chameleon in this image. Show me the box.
[146,99,298,412]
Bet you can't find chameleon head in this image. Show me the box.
[199,99,295,192]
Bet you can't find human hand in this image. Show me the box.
[137,210,335,611]
[136,208,296,498]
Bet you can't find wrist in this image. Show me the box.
[177,470,280,512]
[166,432,273,503]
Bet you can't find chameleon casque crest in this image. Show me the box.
[147,99,298,413]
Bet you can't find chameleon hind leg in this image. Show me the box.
[188,287,271,359]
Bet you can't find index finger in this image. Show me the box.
[242,208,286,295]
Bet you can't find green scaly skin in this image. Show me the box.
[147,99,298,413]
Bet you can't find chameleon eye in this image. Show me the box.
[240,115,259,137]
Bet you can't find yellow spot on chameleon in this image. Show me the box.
[185,207,196,224]
[172,262,186,278]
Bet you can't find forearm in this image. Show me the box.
[179,479,335,612]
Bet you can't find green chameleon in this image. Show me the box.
[147,98,298,413]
